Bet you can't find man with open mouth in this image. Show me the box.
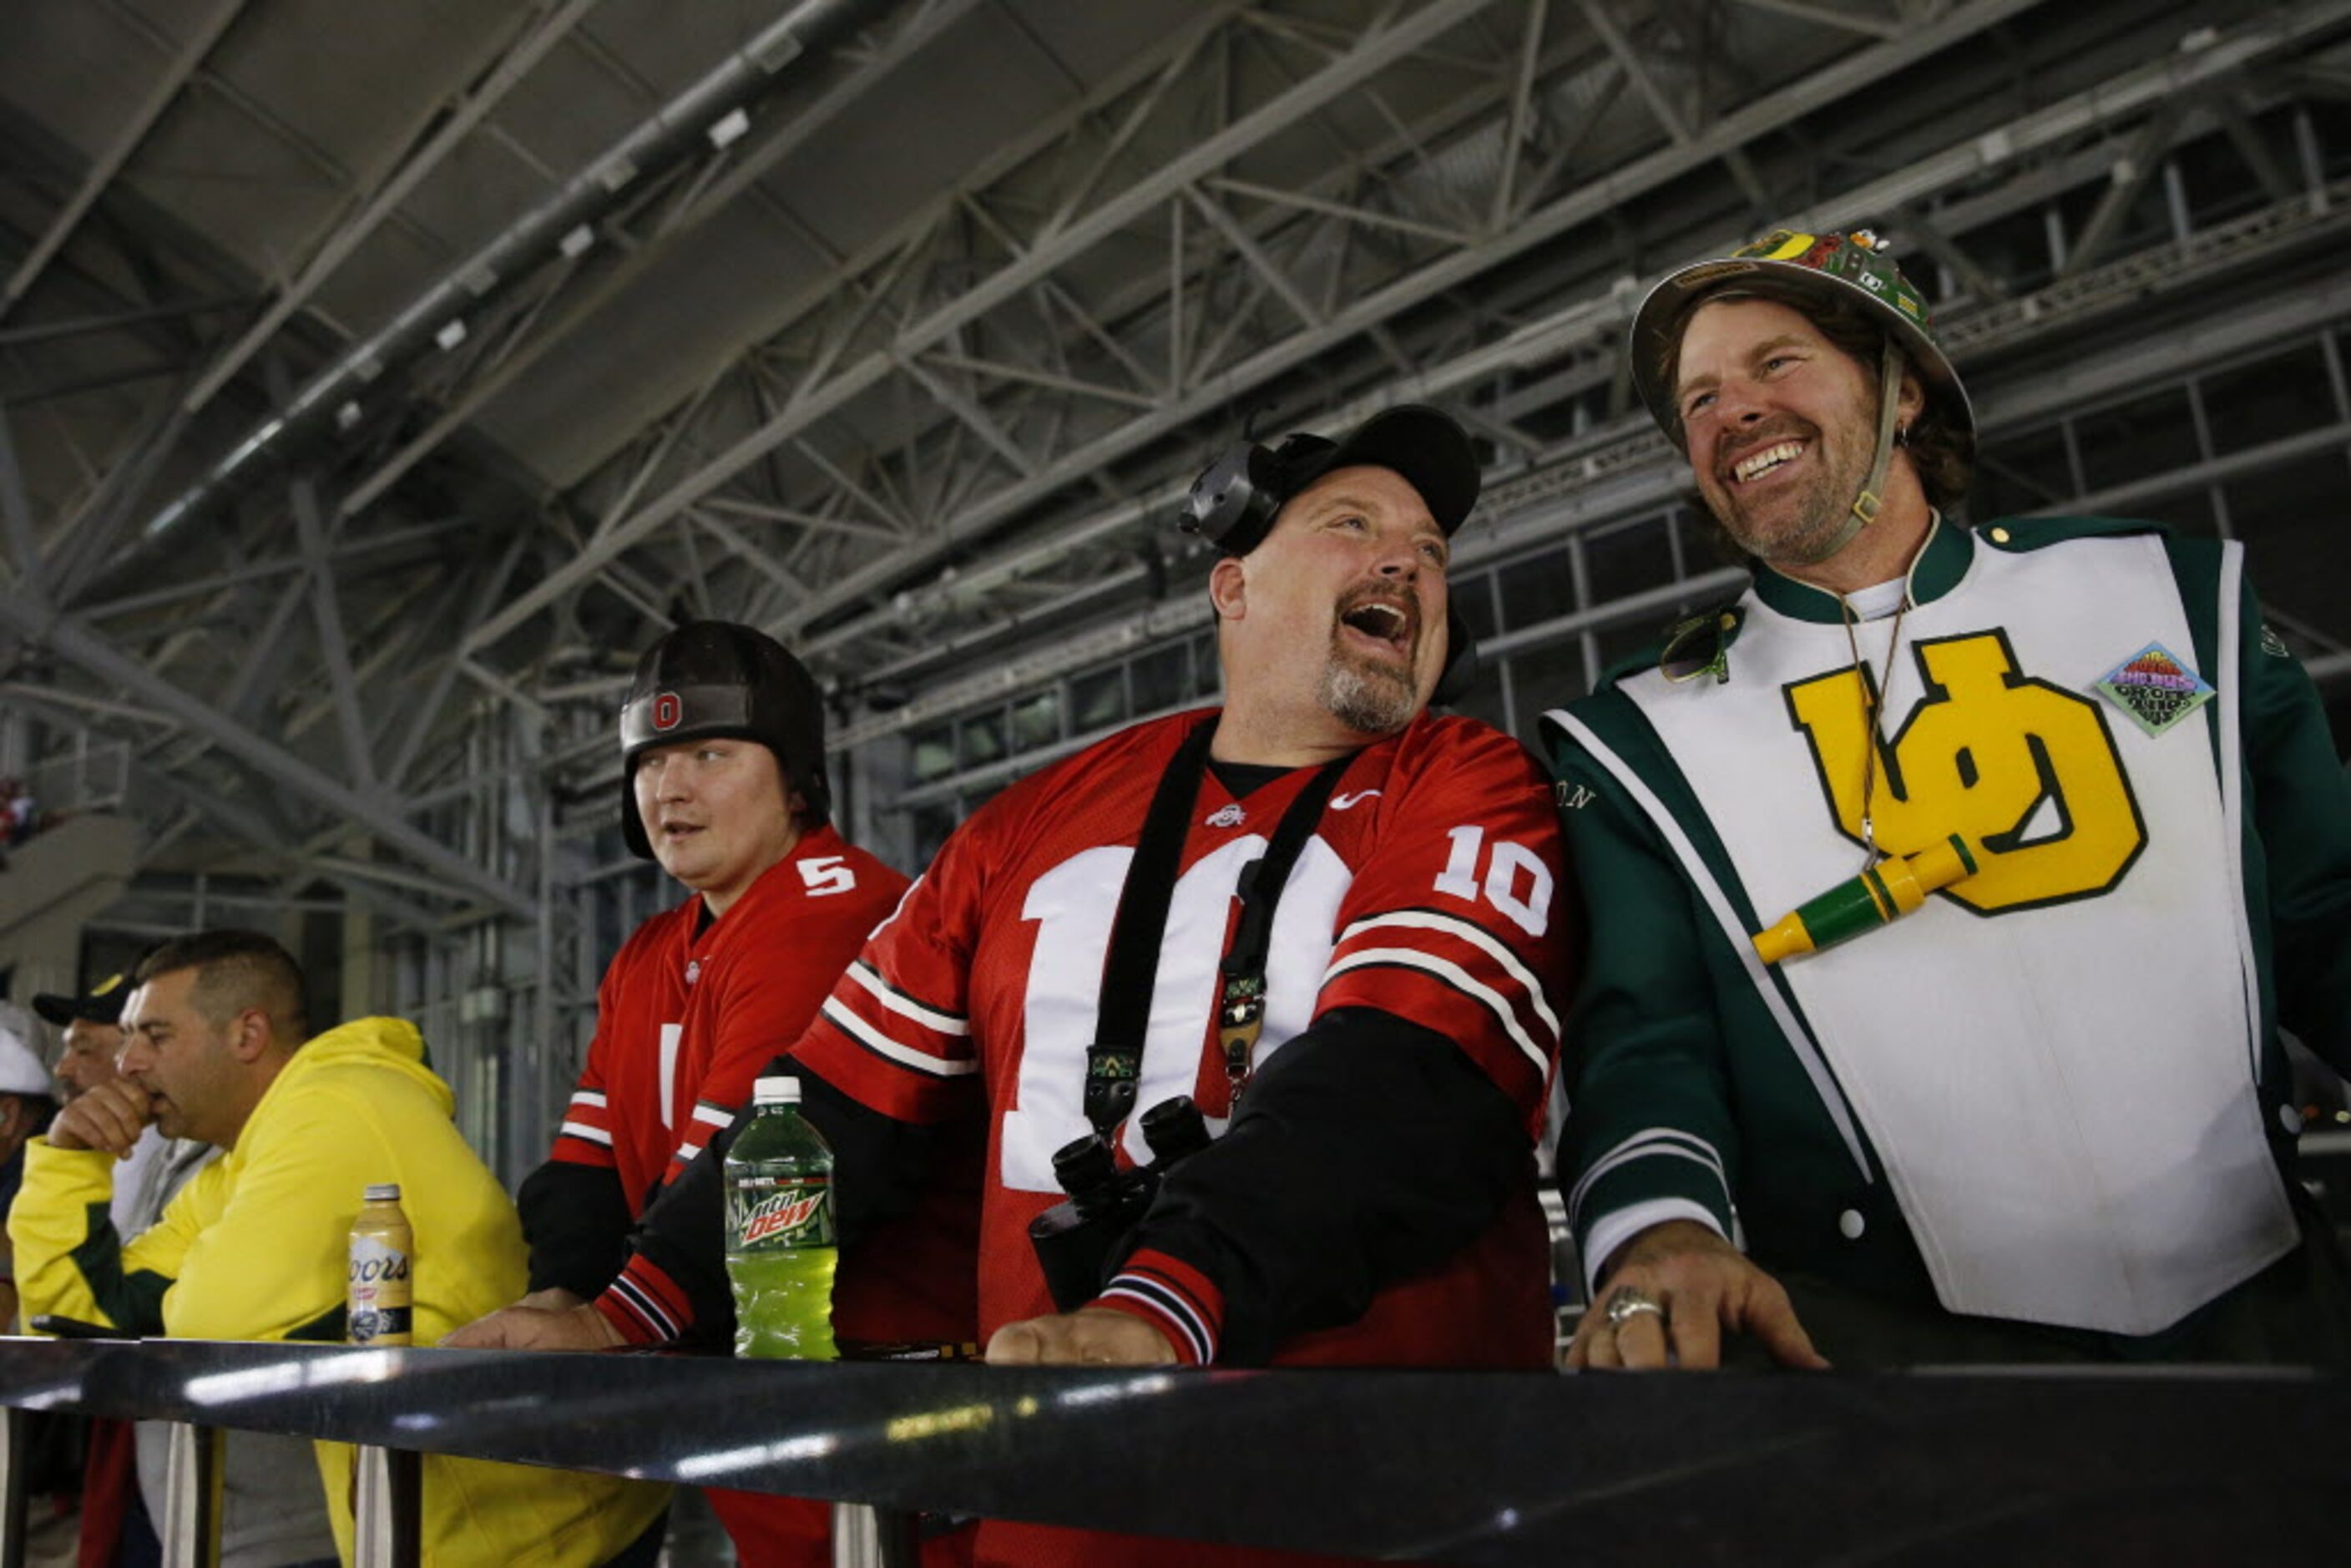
[456,403,1578,1567]
[1542,227,2351,1373]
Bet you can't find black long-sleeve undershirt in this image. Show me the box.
[1121,1005,1529,1363]
[518,1159,635,1299]
[624,1006,1528,1360]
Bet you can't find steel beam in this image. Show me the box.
[754,0,2050,646]
[0,0,250,321]
[335,0,999,519]
[0,587,532,917]
[182,0,606,414]
[820,189,2351,746]
[1723,0,1904,39]
[132,0,895,551]
[286,473,377,787]
[788,0,2344,675]
[461,0,1515,652]
[0,410,44,596]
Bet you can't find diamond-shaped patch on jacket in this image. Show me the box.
[2095,641,2215,737]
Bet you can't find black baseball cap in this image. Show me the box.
[32,971,132,1029]
[1267,404,1481,538]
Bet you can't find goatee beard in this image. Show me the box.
[1319,653,1417,735]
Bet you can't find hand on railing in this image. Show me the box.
[1564,1219,1828,1373]
[984,1306,1176,1367]
[442,1299,624,1352]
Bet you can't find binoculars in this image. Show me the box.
[1028,1095,1212,1311]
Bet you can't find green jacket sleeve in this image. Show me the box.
[9,1138,185,1334]
[1547,712,1742,1279]
[2242,589,2351,1075]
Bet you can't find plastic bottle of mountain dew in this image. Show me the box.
[723,1075,838,1360]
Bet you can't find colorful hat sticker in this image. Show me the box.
[2095,642,2215,737]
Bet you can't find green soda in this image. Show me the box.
[723,1075,838,1360]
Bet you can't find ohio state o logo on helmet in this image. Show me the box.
[652,692,683,731]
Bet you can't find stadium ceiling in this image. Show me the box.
[1,0,2345,923]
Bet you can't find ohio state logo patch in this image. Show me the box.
[2095,642,2214,738]
[651,691,683,731]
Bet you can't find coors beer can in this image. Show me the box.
[348,1181,414,1348]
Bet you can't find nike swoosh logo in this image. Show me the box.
[1331,790,1383,810]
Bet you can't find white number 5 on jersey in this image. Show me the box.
[799,856,857,897]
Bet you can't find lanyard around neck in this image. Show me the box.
[1081,719,1354,1137]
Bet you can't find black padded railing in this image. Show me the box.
[0,1338,2347,1565]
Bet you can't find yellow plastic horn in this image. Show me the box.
[1753,834,1979,965]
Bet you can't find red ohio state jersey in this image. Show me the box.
[546,827,941,1568]
[793,707,1570,1361]
[552,824,908,1206]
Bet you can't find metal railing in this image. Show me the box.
[2,1338,2347,1565]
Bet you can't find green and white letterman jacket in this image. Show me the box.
[1543,517,2351,1337]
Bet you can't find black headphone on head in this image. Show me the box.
[1178,430,1481,709]
[1179,432,1339,558]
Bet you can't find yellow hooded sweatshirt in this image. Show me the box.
[11,1015,670,1565]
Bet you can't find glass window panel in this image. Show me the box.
[1452,569,1499,643]
[908,803,958,871]
[1131,643,1188,715]
[1506,640,1589,748]
[2224,453,2351,635]
[1583,516,1677,604]
[1193,630,1222,697]
[2074,388,2200,496]
[1973,424,2075,520]
[958,709,1006,769]
[2124,485,2217,539]
[2201,345,2337,455]
[1596,620,1658,675]
[1010,689,1061,753]
[1499,545,1574,633]
[1071,666,1125,732]
[1673,505,1739,574]
[909,725,955,784]
[1446,658,1509,736]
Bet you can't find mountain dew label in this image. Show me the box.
[731,1176,834,1249]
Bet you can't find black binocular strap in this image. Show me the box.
[1215,751,1350,1096]
[1082,717,1354,1136]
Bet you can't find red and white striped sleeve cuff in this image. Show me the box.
[551,1087,618,1166]
[664,1098,738,1181]
[1091,1249,1225,1367]
[593,1254,694,1347]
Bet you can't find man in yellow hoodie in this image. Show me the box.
[8,929,670,1566]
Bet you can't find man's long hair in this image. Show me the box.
[1654,280,1976,515]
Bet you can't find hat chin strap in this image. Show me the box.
[1807,336,1906,563]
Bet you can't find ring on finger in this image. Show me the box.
[1603,1284,1666,1329]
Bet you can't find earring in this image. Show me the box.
[1894,424,1911,448]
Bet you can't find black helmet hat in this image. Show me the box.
[618,621,829,860]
